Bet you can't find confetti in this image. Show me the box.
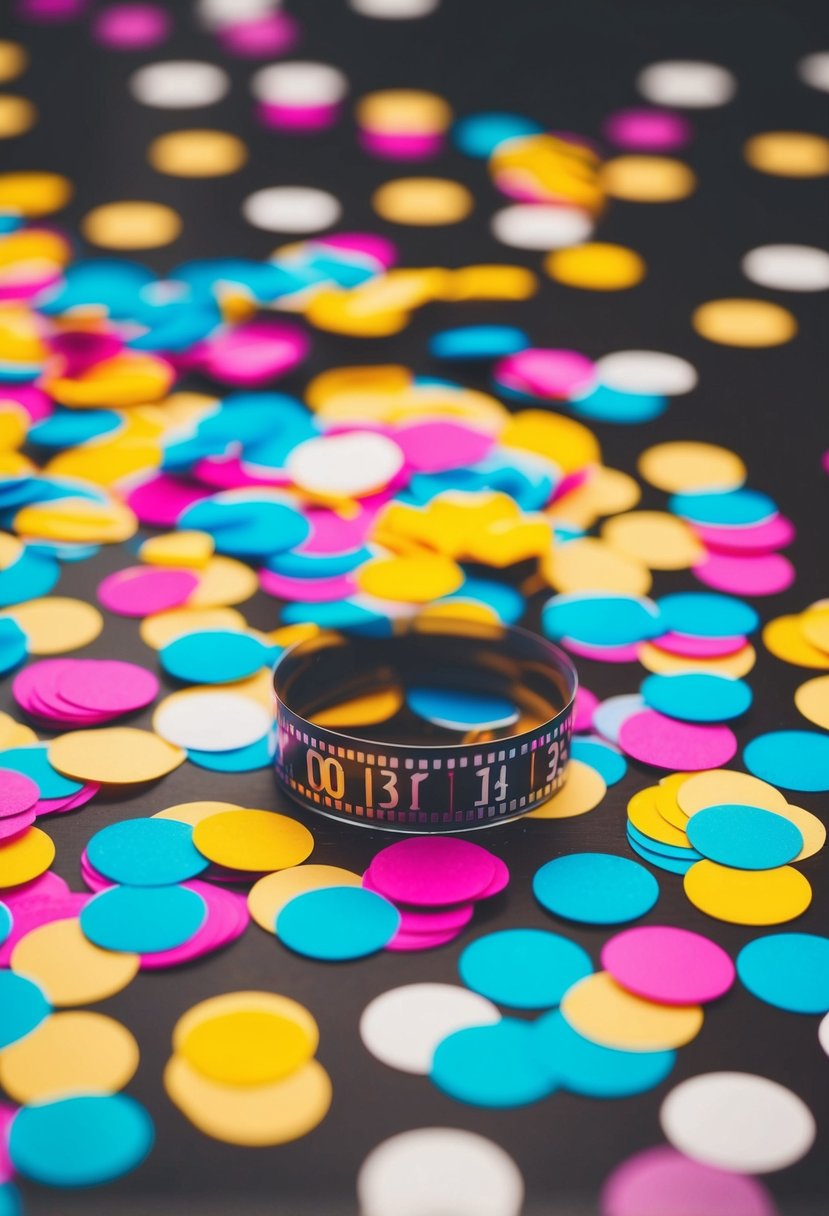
[360,983,500,1074]
[533,853,659,925]
[660,1072,816,1173]
[458,929,593,1010]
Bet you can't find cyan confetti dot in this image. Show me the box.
[641,672,752,723]
[744,730,829,792]
[534,853,659,925]
[737,933,829,1014]
[431,1019,556,1107]
[533,1010,676,1097]
[687,804,803,870]
[276,887,400,961]
[459,928,593,1009]
[160,629,272,684]
[80,884,207,953]
[0,972,50,1049]
[9,1094,154,1188]
[656,591,758,639]
[87,817,209,887]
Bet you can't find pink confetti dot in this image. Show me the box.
[126,475,211,529]
[218,12,298,58]
[194,319,310,386]
[385,926,464,952]
[603,107,692,151]
[601,925,735,1005]
[563,638,642,664]
[359,129,445,160]
[259,568,357,602]
[0,769,40,819]
[651,632,747,658]
[97,566,200,617]
[258,102,341,133]
[0,891,88,966]
[57,659,159,714]
[573,686,599,732]
[495,348,596,399]
[692,551,795,596]
[693,514,795,554]
[618,709,737,771]
[92,2,171,49]
[370,838,497,907]
[395,419,494,472]
[601,1145,777,1216]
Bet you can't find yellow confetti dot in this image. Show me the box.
[418,599,499,626]
[153,801,245,827]
[0,95,36,139]
[0,171,72,216]
[763,614,829,669]
[561,972,704,1051]
[800,607,829,653]
[744,130,829,177]
[11,918,139,1005]
[140,606,247,650]
[164,1055,332,1146]
[781,804,826,862]
[655,773,690,830]
[637,441,746,493]
[2,597,103,654]
[692,298,797,347]
[545,242,646,290]
[601,155,697,201]
[312,688,403,728]
[0,1011,139,1104]
[180,1009,315,1086]
[600,510,705,570]
[372,177,473,225]
[502,410,600,474]
[14,496,138,543]
[677,769,788,818]
[49,727,185,785]
[541,537,652,596]
[140,530,215,569]
[356,90,452,133]
[0,827,55,887]
[357,553,464,603]
[249,865,363,934]
[684,860,812,925]
[46,351,173,410]
[446,264,538,301]
[0,710,36,748]
[173,991,319,1055]
[794,674,829,731]
[148,129,248,177]
[547,466,641,530]
[0,41,28,84]
[526,759,605,819]
[627,786,689,847]
[187,555,259,607]
[193,809,314,873]
[638,641,757,678]
[0,531,22,569]
[81,200,182,250]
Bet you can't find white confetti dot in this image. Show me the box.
[819,1010,829,1057]
[287,432,404,498]
[357,1127,524,1216]
[153,692,272,752]
[637,60,737,108]
[360,984,500,1075]
[242,186,342,234]
[798,51,829,93]
[660,1072,816,1174]
[129,61,230,110]
[595,350,698,396]
[742,244,829,292]
[349,0,440,18]
[251,61,348,107]
[490,204,594,250]
[197,0,278,29]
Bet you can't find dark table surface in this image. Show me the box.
[1,0,828,1212]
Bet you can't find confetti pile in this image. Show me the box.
[0,1,826,1213]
